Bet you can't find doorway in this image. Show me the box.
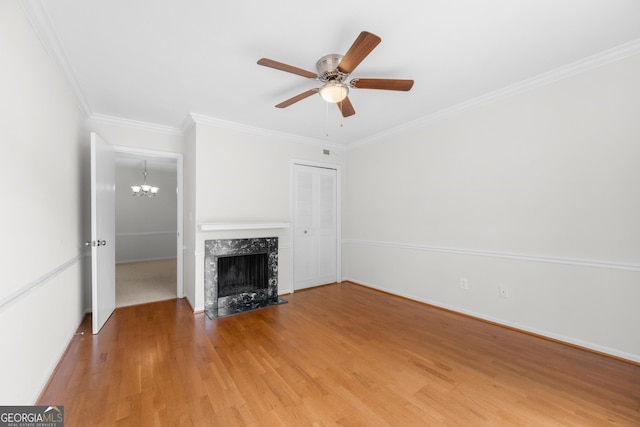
[114,147,184,306]
[292,162,341,291]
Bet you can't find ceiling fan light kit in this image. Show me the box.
[258,31,414,118]
[317,53,349,103]
[319,82,349,103]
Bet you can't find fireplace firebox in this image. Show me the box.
[204,237,284,318]
[217,252,268,298]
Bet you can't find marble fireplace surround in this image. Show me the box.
[204,237,279,317]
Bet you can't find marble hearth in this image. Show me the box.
[204,237,284,318]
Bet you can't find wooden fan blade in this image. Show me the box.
[351,78,414,91]
[336,96,356,117]
[275,88,319,108]
[337,31,382,75]
[258,58,317,79]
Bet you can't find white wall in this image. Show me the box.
[115,165,177,263]
[183,119,345,311]
[0,0,88,403]
[343,53,640,362]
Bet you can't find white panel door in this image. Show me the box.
[90,132,116,334]
[294,164,337,290]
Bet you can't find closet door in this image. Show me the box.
[293,164,337,290]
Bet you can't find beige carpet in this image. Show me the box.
[116,259,177,307]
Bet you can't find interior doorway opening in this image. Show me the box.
[113,147,184,307]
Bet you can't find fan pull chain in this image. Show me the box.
[325,101,345,137]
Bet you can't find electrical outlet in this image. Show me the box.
[499,285,509,298]
[460,278,469,290]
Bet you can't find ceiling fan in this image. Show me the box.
[257,31,414,118]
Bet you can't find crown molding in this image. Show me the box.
[87,111,347,150]
[349,38,640,149]
[18,0,92,117]
[186,113,347,151]
[90,113,184,136]
[20,0,640,150]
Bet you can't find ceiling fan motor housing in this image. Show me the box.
[316,54,348,82]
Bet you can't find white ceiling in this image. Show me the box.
[23,0,640,146]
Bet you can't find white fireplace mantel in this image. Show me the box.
[198,222,290,232]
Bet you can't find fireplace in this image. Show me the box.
[204,237,284,318]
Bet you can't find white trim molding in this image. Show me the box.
[346,277,640,364]
[91,114,183,136]
[349,38,640,149]
[342,239,640,272]
[112,146,185,299]
[186,113,347,151]
[198,222,290,232]
[0,253,83,312]
[20,0,640,151]
[18,0,92,117]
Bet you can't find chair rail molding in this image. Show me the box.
[0,253,83,312]
[342,239,640,272]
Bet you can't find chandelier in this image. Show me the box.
[131,160,159,197]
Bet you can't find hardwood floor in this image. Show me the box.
[39,283,640,426]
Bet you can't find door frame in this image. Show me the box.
[114,145,184,299]
[290,159,342,292]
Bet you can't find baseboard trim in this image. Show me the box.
[278,287,293,295]
[342,278,640,366]
[35,313,90,404]
[342,239,640,272]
